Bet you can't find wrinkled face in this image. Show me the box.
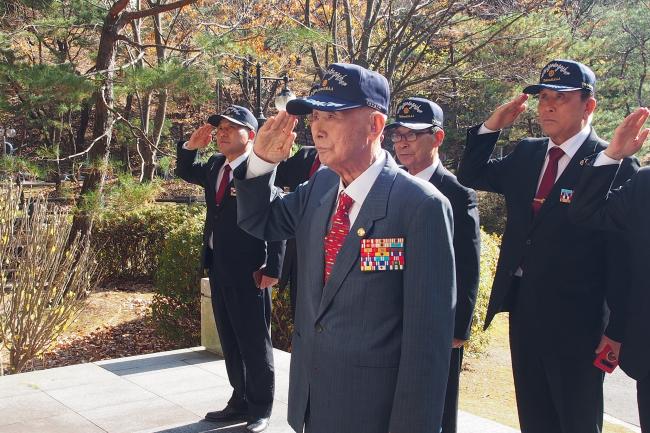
[392,126,436,171]
[309,108,375,172]
[537,89,594,143]
[215,119,252,157]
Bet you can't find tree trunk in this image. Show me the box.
[69,9,125,242]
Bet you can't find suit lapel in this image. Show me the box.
[532,129,601,228]
[308,182,338,312]
[316,155,398,322]
[526,141,549,208]
[428,162,447,189]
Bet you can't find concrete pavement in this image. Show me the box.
[0,347,521,433]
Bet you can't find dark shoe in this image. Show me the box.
[246,417,269,432]
[204,406,248,422]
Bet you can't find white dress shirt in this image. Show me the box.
[247,150,386,226]
[411,158,440,182]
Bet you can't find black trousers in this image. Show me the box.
[639,374,650,433]
[509,278,604,433]
[209,270,275,418]
[441,347,463,433]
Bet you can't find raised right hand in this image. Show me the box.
[604,107,650,160]
[253,111,298,163]
[484,94,529,131]
[185,124,214,150]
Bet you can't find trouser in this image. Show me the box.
[441,346,463,433]
[209,271,274,418]
[509,278,604,433]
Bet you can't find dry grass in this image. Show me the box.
[460,314,636,433]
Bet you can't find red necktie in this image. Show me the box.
[324,192,354,282]
[308,155,321,178]
[215,164,231,206]
[532,146,564,215]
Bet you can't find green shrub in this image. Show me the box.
[92,204,204,280]
[152,214,204,346]
[477,191,506,236]
[104,174,162,214]
[466,228,501,357]
[271,287,294,351]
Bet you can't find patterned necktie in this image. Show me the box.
[309,155,321,178]
[324,192,354,282]
[215,164,231,206]
[532,146,565,215]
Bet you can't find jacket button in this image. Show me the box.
[315,324,324,333]
[525,239,532,245]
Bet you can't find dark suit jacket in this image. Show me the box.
[175,142,284,282]
[570,165,650,381]
[275,146,319,290]
[457,126,638,354]
[428,163,481,341]
[235,152,456,433]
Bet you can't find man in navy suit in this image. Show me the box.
[569,107,650,432]
[235,63,456,433]
[176,105,285,433]
[387,97,481,433]
[458,60,638,433]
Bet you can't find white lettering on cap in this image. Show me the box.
[324,69,349,87]
[541,62,572,77]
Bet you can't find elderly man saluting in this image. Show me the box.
[234,63,456,433]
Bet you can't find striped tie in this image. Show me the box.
[324,192,354,282]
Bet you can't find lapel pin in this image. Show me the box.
[230,187,237,196]
[357,228,366,237]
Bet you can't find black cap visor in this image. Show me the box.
[286,93,363,115]
[523,83,588,95]
[207,114,256,131]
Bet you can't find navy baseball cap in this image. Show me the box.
[286,63,390,115]
[207,105,258,132]
[386,97,444,130]
[523,60,596,95]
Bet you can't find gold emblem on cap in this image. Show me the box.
[322,79,328,86]
[548,69,555,77]
[403,107,410,114]
[357,228,366,237]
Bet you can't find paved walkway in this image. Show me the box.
[0,347,523,433]
[0,347,640,433]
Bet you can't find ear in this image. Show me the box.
[585,97,597,119]
[432,129,445,148]
[369,112,386,140]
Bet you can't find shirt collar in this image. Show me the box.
[338,151,386,205]
[411,158,440,182]
[547,125,591,159]
[226,150,250,171]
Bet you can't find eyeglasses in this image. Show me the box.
[389,129,433,143]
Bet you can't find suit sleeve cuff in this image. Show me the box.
[478,123,499,135]
[593,151,622,167]
[247,151,278,178]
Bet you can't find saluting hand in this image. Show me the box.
[484,94,529,131]
[253,111,298,163]
[185,124,214,150]
[604,107,650,160]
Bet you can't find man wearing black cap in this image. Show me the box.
[457,59,638,433]
[235,63,456,433]
[176,105,285,433]
[569,107,650,433]
[388,97,480,433]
